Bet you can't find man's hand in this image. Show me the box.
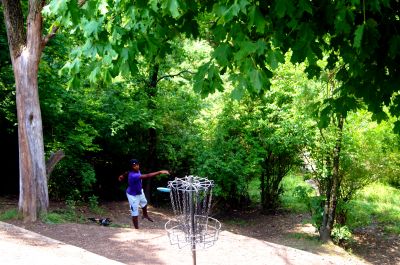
[159,170,170,175]
[118,175,124,182]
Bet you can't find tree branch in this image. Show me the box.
[78,0,87,6]
[41,0,86,47]
[46,150,65,179]
[156,70,194,83]
[42,25,59,47]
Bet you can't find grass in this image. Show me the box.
[41,212,69,224]
[248,173,311,212]
[0,208,19,221]
[249,174,400,236]
[224,219,249,226]
[347,182,400,234]
[280,174,312,213]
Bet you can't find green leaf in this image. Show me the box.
[335,9,351,34]
[249,69,264,93]
[193,62,210,93]
[394,121,400,135]
[67,0,80,24]
[43,0,68,16]
[274,0,294,18]
[149,0,159,12]
[353,24,365,49]
[298,0,313,15]
[234,41,259,62]
[248,6,266,34]
[212,25,227,42]
[83,19,103,39]
[88,66,100,83]
[231,86,245,100]
[388,35,400,59]
[213,43,232,67]
[223,3,240,23]
[266,49,284,70]
[120,61,131,77]
[166,0,180,18]
[318,105,332,128]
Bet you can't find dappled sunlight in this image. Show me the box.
[109,227,166,242]
[289,223,318,235]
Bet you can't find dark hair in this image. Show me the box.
[130,159,139,166]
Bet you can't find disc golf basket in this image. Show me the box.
[165,175,221,265]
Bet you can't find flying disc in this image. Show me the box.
[157,187,171,193]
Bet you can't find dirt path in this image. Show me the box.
[1,220,367,265]
[1,200,374,265]
[1,199,398,264]
[0,221,124,265]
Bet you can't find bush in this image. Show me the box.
[331,225,353,246]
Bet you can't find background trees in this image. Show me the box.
[1,0,399,242]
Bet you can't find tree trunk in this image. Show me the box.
[319,115,344,242]
[144,63,160,203]
[2,0,48,222]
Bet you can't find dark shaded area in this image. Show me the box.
[0,121,18,195]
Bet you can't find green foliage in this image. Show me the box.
[41,0,400,128]
[1,1,399,228]
[88,195,104,214]
[280,174,312,212]
[194,73,310,211]
[194,0,400,126]
[334,110,400,226]
[293,185,325,229]
[331,225,353,245]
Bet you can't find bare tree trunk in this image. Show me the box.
[2,0,48,221]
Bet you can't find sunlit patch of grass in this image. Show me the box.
[280,174,311,212]
[248,174,311,212]
[288,232,319,241]
[348,182,400,235]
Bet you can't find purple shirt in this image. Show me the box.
[126,170,142,196]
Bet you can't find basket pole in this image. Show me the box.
[189,176,197,265]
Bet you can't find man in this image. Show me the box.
[118,159,169,229]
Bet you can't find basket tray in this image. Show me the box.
[165,215,221,250]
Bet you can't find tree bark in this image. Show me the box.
[2,0,48,222]
[46,150,65,179]
[319,115,344,242]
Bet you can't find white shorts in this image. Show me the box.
[126,190,148,217]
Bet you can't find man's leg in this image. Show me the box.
[142,205,153,222]
[127,193,140,229]
[132,216,139,229]
[139,191,153,222]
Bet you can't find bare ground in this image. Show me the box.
[0,197,399,265]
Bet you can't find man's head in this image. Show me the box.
[130,159,140,170]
